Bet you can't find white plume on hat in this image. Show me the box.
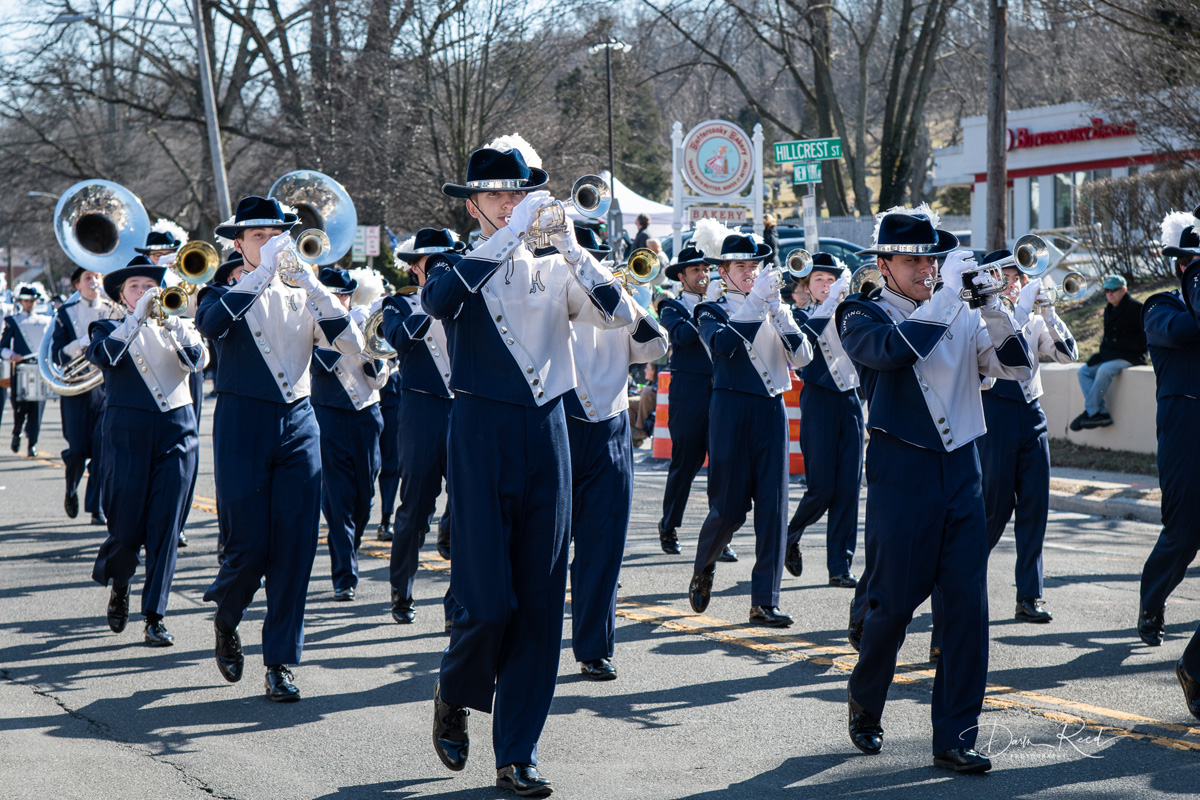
[486,133,542,169]
[151,218,188,245]
[15,281,46,299]
[871,203,941,247]
[350,268,387,309]
[394,234,417,271]
[1161,211,1195,249]
[692,218,738,259]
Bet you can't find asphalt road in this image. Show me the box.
[1,396,1198,799]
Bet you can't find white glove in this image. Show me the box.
[505,190,552,237]
[368,296,385,315]
[938,250,976,297]
[1016,277,1040,317]
[767,290,781,315]
[820,275,851,311]
[704,276,723,302]
[548,225,583,262]
[750,267,779,303]
[162,314,184,332]
[292,265,321,294]
[349,305,370,327]
[133,287,160,322]
[156,253,177,267]
[259,232,294,273]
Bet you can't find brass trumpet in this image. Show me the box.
[616,248,660,285]
[361,309,396,360]
[152,240,219,322]
[850,265,882,294]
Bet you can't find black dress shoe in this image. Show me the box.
[10,434,18,453]
[214,619,244,683]
[749,605,794,628]
[64,490,79,519]
[376,519,393,542]
[1175,659,1200,721]
[579,658,617,681]
[177,531,189,548]
[433,681,469,771]
[144,618,175,647]
[848,691,883,754]
[265,665,301,702]
[688,566,715,613]
[91,512,107,526]
[848,604,863,652]
[658,521,680,555]
[27,444,37,458]
[933,747,992,773]
[718,543,738,562]
[106,585,129,633]
[784,542,803,577]
[391,588,415,624]
[1138,606,1165,646]
[829,572,858,588]
[497,763,553,797]
[930,646,942,664]
[1015,598,1052,623]
[333,586,356,601]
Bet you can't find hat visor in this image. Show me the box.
[1162,245,1200,259]
[665,258,708,281]
[134,243,183,254]
[703,242,774,266]
[103,265,166,302]
[213,214,299,241]
[441,168,550,199]
[395,246,456,263]
[857,228,960,258]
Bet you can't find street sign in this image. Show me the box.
[774,138,842,164]
[792,162,822,184]
[802,196,818,254]
[364,225,381,257]
[352,226,366,260]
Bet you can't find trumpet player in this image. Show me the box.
[86,257,203,647]
[687,224,812,628]
[656,244,720,557]
[2,283,52,457]
[422,138,631,796]
[837,207,1032,773]
[196,196,364,703]
[567,226,667,680]
[380,228,461,626]
[310,268,388,602]
[50,267,123,524]
[785,252,864,587]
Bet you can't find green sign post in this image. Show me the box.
[792,162,822,184]
[773,138,842,163]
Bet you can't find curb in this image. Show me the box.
[1048,490,1160,524]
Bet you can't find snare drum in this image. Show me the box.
[15,361,54,402]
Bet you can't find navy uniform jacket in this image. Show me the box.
[837,285,1033,452]
[311,308,389,410]
[1,309,53,360]
[86,315,204,410]
[659,292,712,376]
[1144,262,1200,398]
[380,290,453,398]
[794,297,859,393]
[421,227,633,405]
[564,299,667,422]
[696,290,812,396]
[984,304,1077,402]
[51,293,125,366]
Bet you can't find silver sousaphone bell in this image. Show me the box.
[268,170,359,270]
[53,179,151,275]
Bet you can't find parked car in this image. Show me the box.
[662,229,868,272]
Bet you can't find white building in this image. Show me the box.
[933,100,1193,247]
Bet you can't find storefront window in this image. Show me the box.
[1029,178,1040,230]
[1053,173,1073,228]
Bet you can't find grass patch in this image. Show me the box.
[1049,437,1157,476]
[1057,276,1175,363]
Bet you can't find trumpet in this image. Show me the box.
[959,234,1052,308]
[151,240,220,323]
[1034,271,1087,309]
[786,249,814,280]
[615,248,661,285]
[361,308,396,360]
[850,265,882,295]
[522,174,611,250]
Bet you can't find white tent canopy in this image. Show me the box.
[565,170,675,240]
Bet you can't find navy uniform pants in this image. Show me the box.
[660,371,711,533]
[316,403,384,592]
[11,394,44,445]
[61,386,107,514]
[440,392,570,769]
[377,379,403,519]
[204,395,322,666]
[787,384,864,577]
[389,390,450,597]
[978,393,1050,600]
[848,431,989,753]
[177,369,205,537]
[1140,395,1200,614]
[693,389,788,607]
[567,411,632,663]
[92,405,197,618]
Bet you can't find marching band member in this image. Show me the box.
[687,222,812,628]
[1,283,52,457]
[86,257,202,646]
[1138,212,1200,652]
[837,206,1031,774]
[422,138,631,796]
[311,267,387,601]
[567,226,667,680]
[196,196,364,703]
[375,345,402,544]
[208,252,245,568]
[978,250,1077,622]
[785,253,863,587]
[656,244,721,557]
[380,228,460,626]
[51,267,123,524]
[0,275,9,432]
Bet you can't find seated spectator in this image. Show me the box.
[631,362,659,448]
[1071,274,1146,430]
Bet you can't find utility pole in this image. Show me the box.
[986,0,1008,251]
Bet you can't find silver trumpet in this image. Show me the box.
[786,249,814,281]
[523,174,611,249]
[1034,271,1088,309]
[959,234,1052,308]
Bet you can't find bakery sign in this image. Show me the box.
[682,120,754,197]
[1007,117,1136,151]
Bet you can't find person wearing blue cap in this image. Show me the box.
[655,242,720,557]
[51,267,123,524]
[687,222,812,629]
[836,205,1033,774]
[422,136,632,797]
[2,284,52,457]
[380,227,461,626]
[785,253,863,588]
[566,225,667,681]
[1070,273,1145,430]
[196,196,364,703]
[87,256,203,647]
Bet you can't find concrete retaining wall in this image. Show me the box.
[1038,363,1157,455]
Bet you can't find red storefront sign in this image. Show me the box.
[1006,117,1136,151]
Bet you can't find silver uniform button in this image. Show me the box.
[525,366,534,374]
[506,338,514,345]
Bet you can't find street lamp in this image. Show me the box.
[52,5,232,221]
[588,38,628,252]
